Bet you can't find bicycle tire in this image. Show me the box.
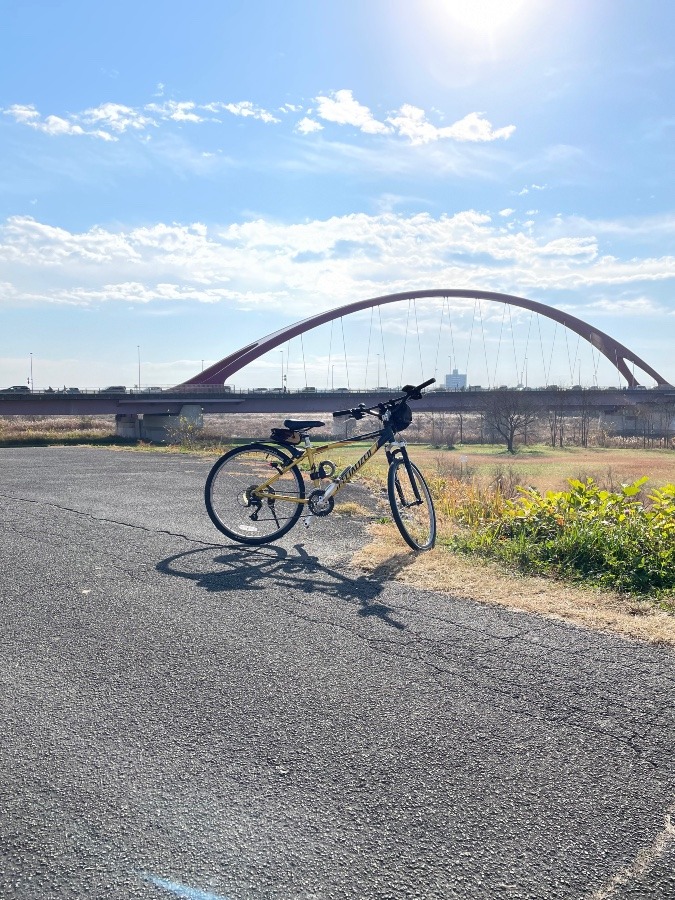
[387,458,436,551]
[205,443,305,545]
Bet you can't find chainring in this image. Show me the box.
[307,489,335,517]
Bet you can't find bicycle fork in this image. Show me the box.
[387,445,423,507]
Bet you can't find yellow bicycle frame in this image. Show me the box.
[252,433,387,505]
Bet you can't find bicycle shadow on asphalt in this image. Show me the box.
[156,541,417,630]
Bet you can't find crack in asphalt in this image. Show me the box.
[0,493,221,549]
[265,602,670,767]
[588,798,675,899]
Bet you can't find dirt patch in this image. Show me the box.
[351,523,675,647]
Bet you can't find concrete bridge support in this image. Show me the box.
[600,408,675,442]
[115,413,141,440]
[115,404,204,442]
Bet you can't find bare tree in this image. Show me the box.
[481,391,539,453]
[546,405,566,448]
[576,392,594,448]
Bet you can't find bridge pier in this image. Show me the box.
[115,404,204,442]
[115,413,141,440]
[600,408,675,440]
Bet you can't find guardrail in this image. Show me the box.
[2,384,669,397]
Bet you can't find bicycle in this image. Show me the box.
[204,378,437,551]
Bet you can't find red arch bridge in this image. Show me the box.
[2,289,672,440]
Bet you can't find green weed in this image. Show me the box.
[451,477,675,603]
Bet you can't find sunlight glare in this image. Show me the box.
[434,0,532,42]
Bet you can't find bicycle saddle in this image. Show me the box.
[283,419,325,430]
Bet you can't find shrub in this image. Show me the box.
[452,477,675,601]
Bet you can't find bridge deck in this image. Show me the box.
[1,387,672,417]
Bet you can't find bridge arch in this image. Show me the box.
[176,289,670,389]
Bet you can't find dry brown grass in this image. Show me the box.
[417,444,675,493]
[0,415,116,445]
[334,501,373,518]
[351,523,675,646]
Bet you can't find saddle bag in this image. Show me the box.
[270,427,301,445]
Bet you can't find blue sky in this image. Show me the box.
[1,0,674,390]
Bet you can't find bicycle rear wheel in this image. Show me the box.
[387,457,436,551]
[205,443,305,545]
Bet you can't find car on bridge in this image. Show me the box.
[101,385,127,393]
[0,385,31,393]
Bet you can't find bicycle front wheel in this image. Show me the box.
[205,443,305,545]
[387,458,436,551]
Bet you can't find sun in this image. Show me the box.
[433,0,532,42]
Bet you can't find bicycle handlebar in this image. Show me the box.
[332,378,436,418]
[402,377,436,399]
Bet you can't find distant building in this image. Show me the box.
[445,368,467,391]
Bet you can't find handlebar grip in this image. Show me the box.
[402,377,436,399]
[332,409,352,418]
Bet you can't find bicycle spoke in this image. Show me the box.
[205,444,305,545]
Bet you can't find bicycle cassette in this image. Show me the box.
[307,489,335,516]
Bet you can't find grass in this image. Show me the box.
[419,442,675,493]
[450,478,675,605]
[0,415,118,446]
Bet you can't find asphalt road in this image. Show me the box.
[1,447,674,900]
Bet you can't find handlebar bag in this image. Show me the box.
[390,402,412,432]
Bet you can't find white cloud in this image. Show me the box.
[2,96,279,141]
[304,91,515,147]
[518,183,546,195]
[38,115,87,137]
[296,117,323,134]
[3,104,40,124]
[3,104,115,140]
[145,101,204,123]
[314,90,390,135]
[563,212,675,240]
[218,101,280,123]
[83,102,154,133]
[577,296,666,316]
[2,212,675,318]
[3,91,515,152]
[387,106,515,145]
[442,111,516,142]
[499,208,515,217]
